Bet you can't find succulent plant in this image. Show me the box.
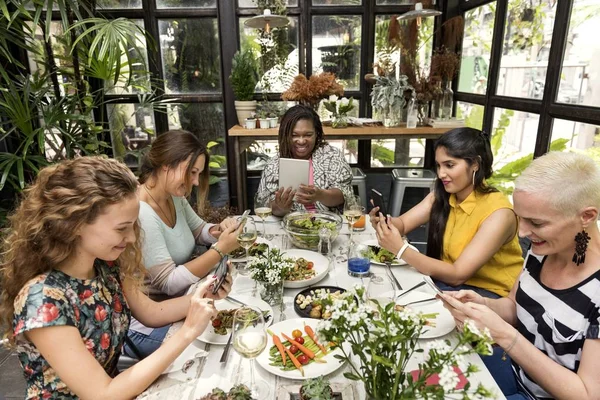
[198,384,252,400]
[299,376,334,400]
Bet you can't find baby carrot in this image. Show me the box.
[281,332,315,359]
[283,346,304,376]
[271,333,286,365]
[304,324,327,355]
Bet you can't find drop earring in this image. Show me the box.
[472,170,476,187]
[573,229,590,266]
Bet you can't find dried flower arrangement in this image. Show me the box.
[281,72,344,109]
[431,46,461,83]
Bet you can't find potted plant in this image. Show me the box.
[370,75,413,127]
[257,109,270,129]
[323,95,355,128]
[230,49,259,125]
[245,116,257,130]
[299,376,334,400]
[282,72,344,110]
[316,286,496,400]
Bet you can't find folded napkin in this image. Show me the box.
[410,365,468,390]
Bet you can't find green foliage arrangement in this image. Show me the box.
[230,49,259,101]
[299,376,333,400]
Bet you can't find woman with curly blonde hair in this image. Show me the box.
[0,157,232,400]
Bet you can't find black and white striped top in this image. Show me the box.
[513,251,600,399]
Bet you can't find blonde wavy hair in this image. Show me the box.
[0,157,145,345]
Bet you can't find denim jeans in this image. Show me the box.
[482,346,533,399]
[432,279,501,299]
[123,325,171,359]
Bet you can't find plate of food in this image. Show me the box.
[361,239,418,266]
[228,237,274,262]
[256,318,347,380]
[293,286,347,319]
[198,295,273,344]
[282,249,329,289]
[391,290,455,339]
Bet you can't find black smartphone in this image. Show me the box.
[212,255,229,295]
[371,189,387,216]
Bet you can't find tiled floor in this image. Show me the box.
[0,346,26,399]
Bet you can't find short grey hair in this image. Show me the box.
[514,151,600,216]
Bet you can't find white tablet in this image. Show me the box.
[279,158,310,190]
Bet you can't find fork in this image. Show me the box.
[385,261,403,291]
[220,313,271,363]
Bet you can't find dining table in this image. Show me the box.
[138,216,505,400]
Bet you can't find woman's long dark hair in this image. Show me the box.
[278,105,326,158]
[139,130,210,203]
[426,127,497,259]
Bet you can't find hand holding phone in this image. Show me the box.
[371,189,387,216]
[422,276,443,296]
[236,209,251,229]
[212,256,229,295]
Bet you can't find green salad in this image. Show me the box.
[229,242,269,259]
[366,245,396,263]
[290,216,338,231]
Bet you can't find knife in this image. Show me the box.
[385,261,403,291]
[398,297,438,307]
[395,281,426,300]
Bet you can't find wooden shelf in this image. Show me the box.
[228,124,451,137]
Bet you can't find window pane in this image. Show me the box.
[247,140,279,170]
[159,19,221,94]
[374,15,435,85]
[107,103,155,168]
[312,15,362,90]
[168,103,229,203]
[238,0,297,7]
[551,120,600,161]
[496,1,557,99]
[105,20,150,95]
[313,0,362,5]
[558,0,600,107]
[329,140,358,164]
[239,16,299,92]
[455,102,485,130]
[458,3,496,94]
[489,108,539,194]
[376,0,412,4]
[157,0,215,8]
[97,0,142,8]
[370,139,426,168]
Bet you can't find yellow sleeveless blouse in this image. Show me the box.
[442,191,523,297]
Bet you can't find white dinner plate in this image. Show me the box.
[281,249,329,289]
[392,289,456,339]
[228,237,276,263]
[197,295,273,344]
[361,239,418,266]
[256,318,346,380]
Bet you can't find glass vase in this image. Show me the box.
[381,104,402,127]
[440,80,454,120]
[331,114,349,129]
[257,280,284,306]
[416,101,429,126]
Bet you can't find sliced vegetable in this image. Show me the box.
[304,324,327,355]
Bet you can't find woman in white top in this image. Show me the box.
[125,130,241,358]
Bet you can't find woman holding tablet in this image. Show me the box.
[256,105,354,216]
[371,128,523,298]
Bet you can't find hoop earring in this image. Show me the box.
[573,229,590,266]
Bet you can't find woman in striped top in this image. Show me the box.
[441,151,600,400]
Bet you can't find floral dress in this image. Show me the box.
[12,259,131,399]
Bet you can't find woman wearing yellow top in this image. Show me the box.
[371,127,523,298]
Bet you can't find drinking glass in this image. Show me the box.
[232,306,269,398]
[236,218,257,276]
[254,193,273,239]
[347,242,370,277]
[343,195,365,246]
[366,273,397,309]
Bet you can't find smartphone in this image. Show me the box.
[371,189,387,216]
[422,276,443,296]
[236,209,251,229]
[212,255,229,295]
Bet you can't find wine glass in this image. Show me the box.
[366,273,397,310]
[254,193,273,240]
[236,217,257,276]
[343,195,365,246]
[232,306,269,398]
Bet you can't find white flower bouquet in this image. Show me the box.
[316,285,496,400]
[247,247,294,285]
